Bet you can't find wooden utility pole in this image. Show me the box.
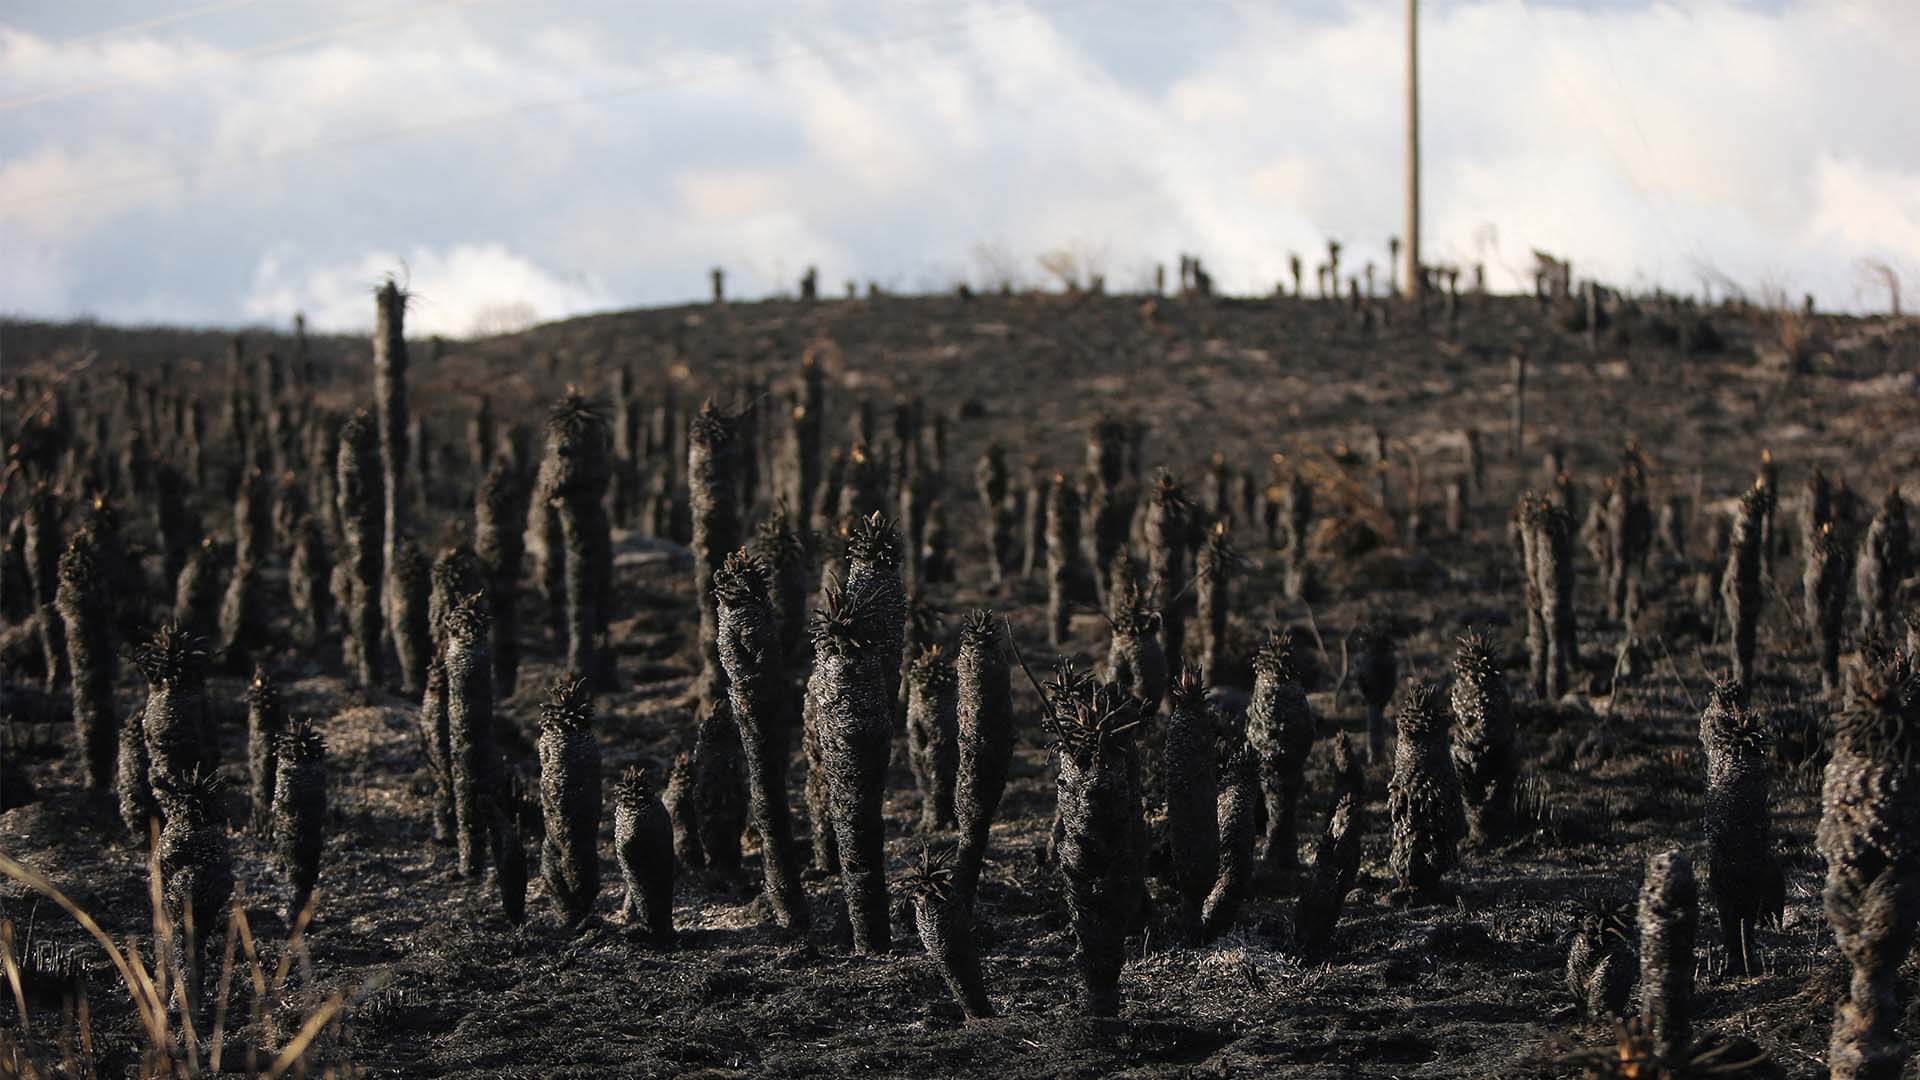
[1404,0,1421,301]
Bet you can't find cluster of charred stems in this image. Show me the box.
[6,290,1918,1070]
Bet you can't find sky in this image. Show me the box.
[2,0,1916,337]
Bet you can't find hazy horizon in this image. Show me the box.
[4,0,1915,337]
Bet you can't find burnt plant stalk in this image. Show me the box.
[615,766,676,942]
[1449,631,1519,844]
[714,551,809,929]
[1085,416,1132,609]
[153,768,233,1017]
[1163,669,1218,941]
[55,527,116,787]
[906,644,959,832]
[750,505,811,668]
[1144,471,1190,667]
[1854,489,1910,641]
[1354,618,1397,764]
[1637,849,1698,1066]
[373,278,409,595]
[429,542,486,656]
[420,655,453,841]
[1047,680,1146,1017]
[1202,739,1258,941]
[387,538,431,696]
[475,455,529,697]
[1517,495,1548,698]
[902,846,993,1020]
[1387,680,1465,900]
[1293,734,1365,957]
[953,610,1013,908]
[1282,469,1313,601]
[665,751,705,869]
[272,717,326,919]
[336,411,385,691]
[975,444,1013,585]
[1816,654,1918,1080]
[1804,523,1852,694]
[809,582,894,954]
[1245,630,1316,879]
[539,676,603,930]
[245,665,285,833]
[1104,557,1167,714]
[844,512,907,711]
[692,700,747,877]
[1529,495,1578,699]
[25,484,66,689]
[1698,677,1783,975]
[133,625,213,801]
[1720,485,1768,688]
[690,401,742,718]
[444,593,495,876]
[1045,474,1082,647]
[117,701,155,841]
[1194,521,1236,686]
[542,393,614,687]
[489,777,528,925]
[289,514,332,647]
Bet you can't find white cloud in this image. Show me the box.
[0,0,1916,322]
[243,243,616,337]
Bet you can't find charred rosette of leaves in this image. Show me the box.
[615,766,676,942]
[1854,489,1910,642]
[245,665,286,833]
[714,550,808,929]
[1163,668,1219,940]
[153,767,233,1016]
[133,624,213,798]
[1144,470,1192,668]
[1245,630,1316,878]
[1387,680,1465,899]
[542,391,614,686]
[906,645,960,834]
[953,610,1013,908]
[1698,677,1783,975]
[444,592,496,876]
[56,528,117,787]
[272,718,327,919]
[335,410,385,690]
[1817,652,1918,1080]
[538,675,603,930]
[1804,522,1853,695]
[1449,631,1519,844]
[1044,678,1147,1017]
[901,845,993,1020]
[1104,557,1167,714]
[475,454,529,696]
[690,401,742,718]
[807,583,895,953]
[1565,894,1636,1023]
[1194,521,1239,686]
